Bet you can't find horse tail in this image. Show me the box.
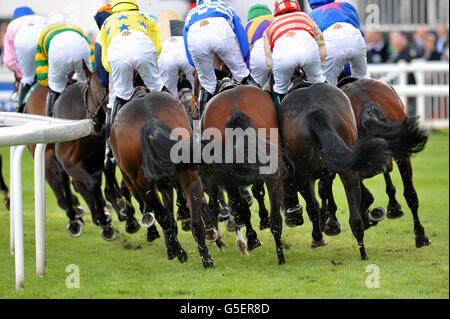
[140,117,196,183]
[204,110,275,185]
[359,101,428,159]
[307,107,391,177]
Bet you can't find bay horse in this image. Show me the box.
[25,83,87,235]
[53,67,141,241]
[278,80,392,260]
[318,78,430,248]
[0,155,10,209]
[110,90,215,268]
[201,84,288,265]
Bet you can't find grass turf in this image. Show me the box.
[0,130,448,299]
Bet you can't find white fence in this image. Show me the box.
[368,61,449,128]
[0,112,92,290]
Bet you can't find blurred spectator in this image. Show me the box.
[365,29,388,63]
[0,22,9,65]
[388,31,412,63]
[423,33,441,61]
[436,24,449,55]
[443,43,449,62]
[409,25,427,59]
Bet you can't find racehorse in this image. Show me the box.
[201,84,288,265]
[110,89,216,268]
[25,83,87,234]
[278,80,392,260]
[318,78,430,248]
[0,155,10,209]
[53,67,141,241]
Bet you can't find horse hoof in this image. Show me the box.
[278,257,286,265]
[368,207,387,223]
[202,259,215,269]
[387,203,404,219]
[118,208,128,222]
[181,219,191,232]
[125,218,140,234]
[205,228,217,243]
[247,238,262,251]
[101,225,117,241]
[324,218,341,236]
[140,212,156,228]
[146,226,160,242]
[416,236,431,248]
[218,203,231,220]
[74,206,86,219]
[66,220,83,238]
[177,249,188,263]
[104,208,112,224]
[311,238,327,248]
[285,205,304,227]
[259,218,270,230]
[225,216,237,232]
[167,248,176,260]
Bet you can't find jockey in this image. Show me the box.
[308,0,370,86]
[158,20,195,99]
[99,0,171,166]
[183,0,260,115]
[263,0,326,102]
[93,4,112,90]
[35,10,95,117]
[2,7,47,113]
[245,4,273,87]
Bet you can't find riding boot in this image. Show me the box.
[198,87,213,116]
[46,89,60,117]
[241,74,261,88]
[104,97,129,168]
[161,85,174,96]
[15,83,31,113]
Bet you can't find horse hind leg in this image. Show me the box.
[266,179,286,265]
[175,185,191,232]
[384,171,405,219]
[103,162,128,222]
[318,174,341,236]
[360,181,387,230]
[396,157,430,248]
[251,182,270,230]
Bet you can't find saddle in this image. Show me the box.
[337,76,359,88]
[214,77,238,95]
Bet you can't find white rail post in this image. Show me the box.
[415,68,426,123]
[34,143,47,277]
[10,146,15,255]
[13,145,26,290]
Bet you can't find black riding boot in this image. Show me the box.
[161,85,174,96]
[104,97,129,168]
[241,74,261,88]
[46,89,60,117]
[16,83,31,113]
[198,88,213,116]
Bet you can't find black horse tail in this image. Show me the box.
[307,107,391,178]
[359,101,428,159]
[140,117,196,184]
[203,110,277,186]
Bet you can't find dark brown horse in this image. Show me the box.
[25,84,87,235]
[318,78,430,248]
[110,90,215,268]
[278,81,392,260]
[201,84,287,265]
[53,68,142,240]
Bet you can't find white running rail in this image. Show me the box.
[368,61,449,128]
[0,112,92,290]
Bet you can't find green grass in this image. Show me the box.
[0,131,448,299]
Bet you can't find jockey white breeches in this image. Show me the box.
[48,31,92,93]
[14,23,46,85]
[272,30,325,94]
[187,17,250,95]
[158,36,195,98]
[107,30,164,101]
[250,38,270,87]
[322,22,370,86]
